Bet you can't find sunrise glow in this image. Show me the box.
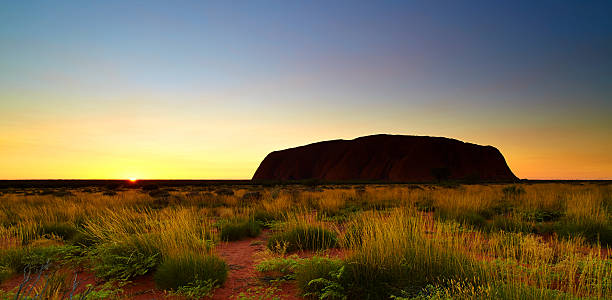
[0,1,610,180]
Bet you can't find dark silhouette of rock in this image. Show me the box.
[252,134,518,182]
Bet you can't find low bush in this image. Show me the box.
[149,189,171,198]
[522,209,564,222]
[69,231,98,247]
[0,248,25,275]
[167,279,218,299]
[0,265,11,283]
[0,245,81,274]
[457,211,487,228]
[295,257,344,297]
[415,196,436,212]
[24,245,82,267]
[267,225,337,253]
[219,219,261,241]
[52,190,74,197]
[502,185,525,197]
[435,210,487,229]
[141,184,159,191]
[241,191,262,201]
[490,200,514,215]
[489,215,534,234]
[91,241,160,280]
[253,210,279,228]
[255,256,301,280]
[215,188,234,196]
[554,219,612,246]
[154,253,228,291]
[38,222,81,241]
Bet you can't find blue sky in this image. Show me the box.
[1,1,611,179]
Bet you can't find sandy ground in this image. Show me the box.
[0,230,308,299]
[212,230,301,299]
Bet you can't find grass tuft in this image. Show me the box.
[267,225,337,253]
[219,219,261,241]
[154,253,228,291]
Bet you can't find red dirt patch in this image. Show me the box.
[212,230,302,299]
[0,268,97,297]
[0,268,180,299]
[1,230,348,299]
[123,274,190,300]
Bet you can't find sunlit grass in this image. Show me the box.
[0,183,609,299]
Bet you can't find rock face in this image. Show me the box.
[252,134,517,182]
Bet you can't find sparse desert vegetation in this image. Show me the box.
[0,182,610,299]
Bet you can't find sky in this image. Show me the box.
[1,0,611,180]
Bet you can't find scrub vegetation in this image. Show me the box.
[0,182,610,299]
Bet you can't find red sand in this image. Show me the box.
[0,268,98,298]
[0,268,178,299]
[0,230,318,299]
[212,230,301,299]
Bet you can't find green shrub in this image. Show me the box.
[91,241,160,280]
[415,196,435,212]
[24,245,82,267]
[69,231,98,247]
[241,191,262,201]
[154,253,228,291]
[502,185,525,197]
[555,219,612,246]
[491,199,514,215]
[267,225,337,252]
[219,219,261,241]
[167,279,218,299]
[489,215,534,233]
[255,256,301,280]
[0,265,11,283]
[522,209,564,222]
[458,212,487,228]
[149,189,170,198]
[0,245,81,275]
[295,257,344,297]
[435,210,487,229]
[39,222,80,241]
[0,248,25,274]
[253,210,281,229]
[72,281,123,300]
[215,188,234,196]
[304,267,347,300]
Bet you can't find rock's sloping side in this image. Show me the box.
[252,134,518,182]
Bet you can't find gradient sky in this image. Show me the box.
[1,0,611,180]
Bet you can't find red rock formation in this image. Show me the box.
[252,134,517,182]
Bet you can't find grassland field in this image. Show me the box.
[0,182,610,299]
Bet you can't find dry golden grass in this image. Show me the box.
[0,183,610,299]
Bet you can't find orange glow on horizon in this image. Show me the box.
[0,106,609,180]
